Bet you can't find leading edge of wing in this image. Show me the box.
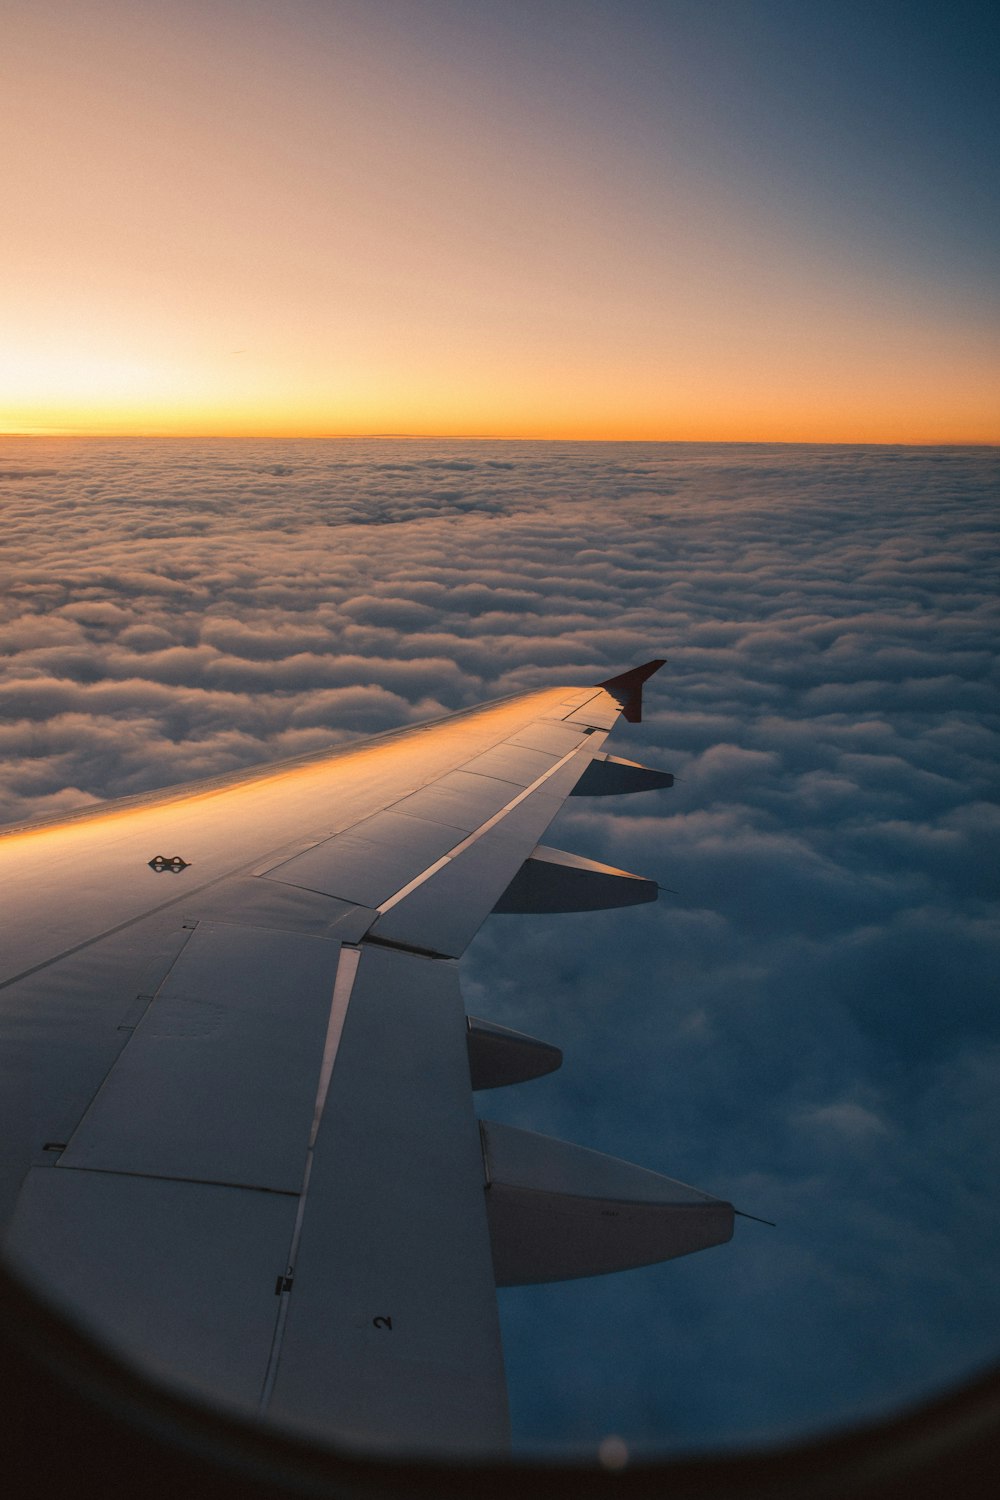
[0,664,658,985]
[0,662,663,841]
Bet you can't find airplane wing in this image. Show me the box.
[0,660,733,1456]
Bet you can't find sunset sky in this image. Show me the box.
[3,0,998,442]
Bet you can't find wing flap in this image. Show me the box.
[368,770,593,957]
[6,1168,297,1410]
[368,827,538,957]
[265,945,508,1454]
[57,924,344,1192]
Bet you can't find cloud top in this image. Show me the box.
[1,435,997,1454]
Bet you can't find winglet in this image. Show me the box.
[596,659,666,723]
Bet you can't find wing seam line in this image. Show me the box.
[259,942,363,1411]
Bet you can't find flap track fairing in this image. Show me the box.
[466,1017,563,1090]
[492,844,658,914]
[480,1121,734,1285]
[570,753,674,797]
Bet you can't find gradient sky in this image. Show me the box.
[2,0,998,441]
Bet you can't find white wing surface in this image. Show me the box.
[0,661,733,1455]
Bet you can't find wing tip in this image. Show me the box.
[596,658,667,723]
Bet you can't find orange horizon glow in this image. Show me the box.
[4,427,999,445]
[3,393,997,447]
[3,313,997,445]
[4,329,998,445]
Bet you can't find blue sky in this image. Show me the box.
[361,0,1000,283]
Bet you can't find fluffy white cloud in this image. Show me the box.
[0,436,997,1453]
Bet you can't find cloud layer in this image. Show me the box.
[1,436,998,1454]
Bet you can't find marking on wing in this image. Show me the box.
[0,843,341,994]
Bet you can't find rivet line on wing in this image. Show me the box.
[374,743,589,917]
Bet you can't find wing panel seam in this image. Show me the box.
[259,942,363,1410]
[48,1163,299,1196]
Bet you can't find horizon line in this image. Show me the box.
[2,429,997,448]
